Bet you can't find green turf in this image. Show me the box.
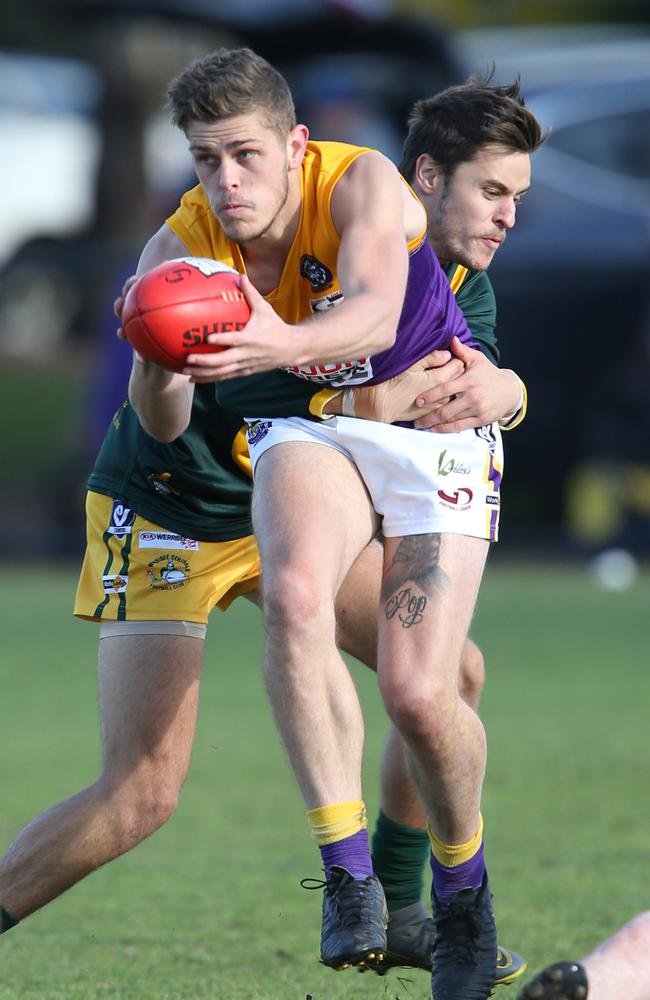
[0,563,648,998]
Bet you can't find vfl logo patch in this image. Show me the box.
[103,574,128,593]
[475,424,497,453]
[437,488,474,511]
[300,254,333,292]
[107,501,136,537]
[147,555,190,590]
[138,531,199,551]
[485,494,500,507]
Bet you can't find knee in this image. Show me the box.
[97,765,184,846]
[263,564,334,637]
[380,676,454,746]
[458,639,485,709]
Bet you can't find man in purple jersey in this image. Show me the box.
[137,49,543,1000]
[135,48,542,1000]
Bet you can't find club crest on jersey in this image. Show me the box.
[107,500,136,537]
[148,472,181,497]
[300,254,333,292]
[147,555,190,590]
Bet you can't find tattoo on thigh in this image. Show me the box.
[382,534,445,628]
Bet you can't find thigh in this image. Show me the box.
[98,633,204,783]
[335,420,503,541]
[252,441,379,594]
[74,492,261,623]
[379,532,489,692]
[335,537,382,666]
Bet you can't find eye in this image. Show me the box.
[192,152,217,166]
[237,149,257,161]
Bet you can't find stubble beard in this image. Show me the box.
[231,173,290,246]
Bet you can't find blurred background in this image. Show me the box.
[1,0,649,578]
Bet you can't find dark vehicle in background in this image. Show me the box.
[455,28,650,550]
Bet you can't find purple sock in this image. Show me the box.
[320,828,374,879]
[430,841,486,904]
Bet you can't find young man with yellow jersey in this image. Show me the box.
[140,49,544,1000]
[0,53,534,997]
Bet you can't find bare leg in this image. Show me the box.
[584,912,650,1000]
[336,538,486,828]
[378,533,489,844]
[252,442,378,809]
[0,633,203,919]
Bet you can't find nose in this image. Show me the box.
[495,198,517,230]
[218,158,239,192]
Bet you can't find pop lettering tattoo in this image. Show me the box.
[385,588,427,628]
[382,533,445,628]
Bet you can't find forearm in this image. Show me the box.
[128,355,194,442]
[292,291,397,367]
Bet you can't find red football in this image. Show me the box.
[122,257,250,372]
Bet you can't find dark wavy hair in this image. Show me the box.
[399,68,547,181]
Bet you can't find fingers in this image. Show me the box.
[114,274,139,339]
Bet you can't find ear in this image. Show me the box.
[413,153,442,195]
[287,124,309,170]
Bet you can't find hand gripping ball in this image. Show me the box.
[122,257,250,372]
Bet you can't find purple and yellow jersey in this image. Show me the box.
[167,140,479,388]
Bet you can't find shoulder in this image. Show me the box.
[137,224,189,275]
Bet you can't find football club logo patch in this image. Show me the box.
[147,555,190,590]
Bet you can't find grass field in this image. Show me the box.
[0,562,648,999]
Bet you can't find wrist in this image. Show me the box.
[341,388,356,417]
[499,373,527,430]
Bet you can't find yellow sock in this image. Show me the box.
[428,814,484,867]
[308,800,367,846]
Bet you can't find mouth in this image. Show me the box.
[481,236,503,249]
[219,203,250,216]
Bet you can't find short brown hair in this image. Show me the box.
[167,47,296,136]
[399,68,546,182]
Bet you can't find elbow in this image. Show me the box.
[141,416,187,443]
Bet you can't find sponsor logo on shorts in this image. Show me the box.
[247,420,273,447]
[437,487,474,511]
[485,493,500,507]
[137,531,199,551]
[103,574,128,593]
[147,555,190,590]
[438,450,471,476]
[107,501,136,537]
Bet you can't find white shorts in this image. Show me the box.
[246,416,503,540]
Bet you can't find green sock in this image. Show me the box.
[0,906,19,934]
[371,810,430,913]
